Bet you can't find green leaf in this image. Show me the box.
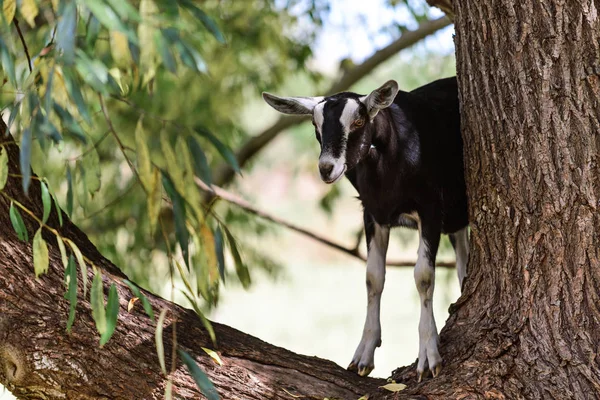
[161,171,189,268]
[194,127,240,173]
[105,0,140,22]
[178,349,220,400]
[80,0,137,43]
[62,68,91,124]
[66,164,73,216]
[0,146,8,190]
[160,129,184,193]
[123,279,154,321]
[179,0,225,44]
[56,0,76,64]
[57,236,68,269]
[9,202,28,242]
[90,269,107,338]
[82,146,101,194]
[64,255,78,332]
[19,128,31,193]
[134,117,152,189]
[181,291,215,345]
[186,136,212,186]
[53,194,63,226]
[155,30,177,73]
[222,226,250,288]
[138,0,158,83]
[40,181,51,224]
[2,0,16,23]
[0,38,16,85]
[33,228,49,278]
[214,227,225,282]
[155,308,167,374]
[100,284,120,346]
[66,239,88,297]
[53,103,87,144]
[147,168,161,233]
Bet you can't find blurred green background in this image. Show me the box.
[0,0,458,397]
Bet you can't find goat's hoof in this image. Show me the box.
[417,369,426,383]
[431,363,442,378]
[347,361,358,372]
[358,364,374,377]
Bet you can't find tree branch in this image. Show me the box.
[14,19,32,73]
[196,178,456,268]
[426,0,455,19]
[211,16,452,189]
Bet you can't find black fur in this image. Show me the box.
[342,77,467,259]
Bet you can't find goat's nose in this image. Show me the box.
[319,161,334,178]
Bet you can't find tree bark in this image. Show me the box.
[389,0,600,398]
[0,123,387,399]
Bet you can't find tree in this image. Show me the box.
[3,0,597,399]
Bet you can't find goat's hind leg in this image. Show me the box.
[348,213,389,377]
[415,217,442,381]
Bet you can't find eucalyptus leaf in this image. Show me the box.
[155,308,167,374]
[178,349,220,400]
[9,202,28,242]
[40,181,52,224]
[186,136,212,186]
[19,128,31,193]
[161,171,189,269]
[65,255,77,332]
[0,146,8,190]
[100,284,120,346]
[33,228,49,278]
[91,269,107,338]
[194,127,240,174]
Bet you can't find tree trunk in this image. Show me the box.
[0,124,385,399]
[389,0,600,398]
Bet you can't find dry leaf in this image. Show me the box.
[128,297,139,312]
[201,347,223,366]
[380,383,407,392]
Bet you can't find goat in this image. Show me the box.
[262,77,469,380]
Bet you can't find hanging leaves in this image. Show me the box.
[178,349,220,400]
[2,0,16,23]
[33,228,49,277]
[65,255,77,332]
[124,280,154,321]
[161,171,189,268]
[19,128,32,193]
[134,117,152,189]
[66,239,88,297]
[19,0,39,27]
[0,146,8,190]
[9,202,28,242]
[90,269,107,338]
[194,126,240,173]
[147,168,161,233]
[100,284,120,346]
[40,181,52,224]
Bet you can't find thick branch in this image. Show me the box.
[426,0,455,20]
[197,178,456,268]
[0,119,387,399]
[212,16,452,188]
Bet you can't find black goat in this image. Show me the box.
[262,77,469,380]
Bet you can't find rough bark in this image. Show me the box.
[0,123,386,399]
[390,0,600,398]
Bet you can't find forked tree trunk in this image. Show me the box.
[390,0,600,398]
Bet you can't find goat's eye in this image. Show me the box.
[353,119,364,128]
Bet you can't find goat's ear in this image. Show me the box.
[262,93,322,115]
[362,80,399,119]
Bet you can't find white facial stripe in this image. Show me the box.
[339,99,360,135]
[313,101,325,134]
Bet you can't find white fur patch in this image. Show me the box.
[313,101,325,135]
[339,99,360,135]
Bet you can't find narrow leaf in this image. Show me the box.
[2,0,16,23]
[65,255,77,332]
[179,0,225,44]
[40,181,51,224]
[100,284,120,346]
[201,347,223,366]
[57,236,68,269]
[147,168,161,233]
[66,239,88,297]
[33,228,49,277]
[380,383,407,392]
[155,30,177,73]
[186,136,212,186]
[19,128,31,193]
[181,291,216,345]
[82,146,101,194]
[9,202,28,241]
[90,269,107,337]
[155,308,168,374]
[214,227,225,282]
[53,103,87,144]
[223,226,250,288]
[178,349,220,400]
[19,0,38,27]
[161,171,189,268]
[53,194,63,226]
[165,379,172,400]
[66,164,73,216]
[134,117,152,189]
[124,280,154,321]
[0,146,8,190]
[194,127,240,173]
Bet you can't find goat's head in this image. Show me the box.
[263,80,399,184]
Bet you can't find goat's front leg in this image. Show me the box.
[348,213,389,377]
[414,215,442,381]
